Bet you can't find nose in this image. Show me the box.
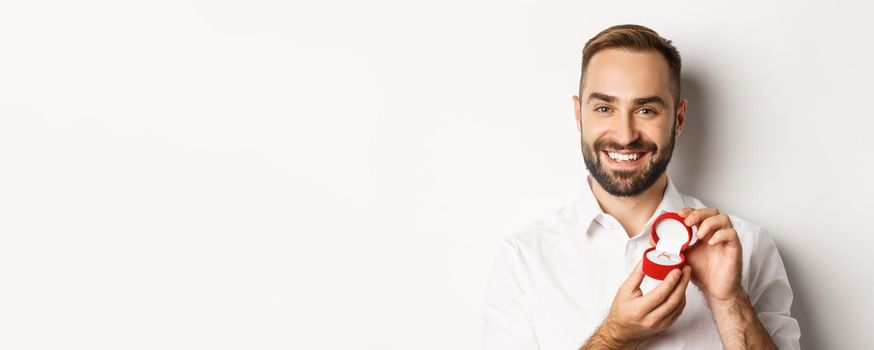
[614,114,640,146]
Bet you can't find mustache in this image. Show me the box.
[592,138,657,152]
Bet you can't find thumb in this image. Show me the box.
[619,260,646,295]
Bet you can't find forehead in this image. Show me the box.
[582,48,673,102]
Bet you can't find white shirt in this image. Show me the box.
[483,176,800,349]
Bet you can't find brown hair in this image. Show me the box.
[579,24,682,108]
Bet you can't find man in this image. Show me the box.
[482,24,800,349]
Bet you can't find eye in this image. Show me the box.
[594,106,612,113]
[638,108,657,115]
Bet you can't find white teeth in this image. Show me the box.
[607,152,642,162]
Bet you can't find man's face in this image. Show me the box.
[574,48,687,197]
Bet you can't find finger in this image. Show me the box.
[676,207,695,217]
[684,208,719,227]
[648,265,692,320]
[708,228,739,246]
[619,260,646,295]
[656,292,687,329]
[639,267,683,312]
[665,298,686,325]
[696,213,731,240]
[684,207,718,226]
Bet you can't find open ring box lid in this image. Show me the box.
[642,212,694,281]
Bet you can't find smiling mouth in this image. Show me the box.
[602,150,649,164]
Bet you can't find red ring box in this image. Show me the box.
[642,212,693,280]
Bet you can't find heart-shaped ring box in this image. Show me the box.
[640,212,694,293]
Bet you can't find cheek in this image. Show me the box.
[640,123,674,145]
[580,121,610,144]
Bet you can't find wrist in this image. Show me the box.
[703,284,746,308]
[586,319,642,350]
[705,292,776,350]
[707,291,753,329]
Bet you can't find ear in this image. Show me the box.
[573,95,582,133]
[674,98,688,137]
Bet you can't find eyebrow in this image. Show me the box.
[586,92,667,107]
[586,92,616,104]
[634,96,666,106]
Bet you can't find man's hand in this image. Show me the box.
[674,208,778,350]
[581,262,692,350]
[676,207,744,303]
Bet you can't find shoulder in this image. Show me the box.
[726,214,773,256]
[722,213,783,267]
[680,193,772,247]
[676,190,786,274]
[500,203,578,256]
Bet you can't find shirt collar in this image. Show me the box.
[574,175,687,235]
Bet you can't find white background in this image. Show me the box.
[1,0,872,349]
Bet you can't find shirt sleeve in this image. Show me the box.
[745,227,802,349]
[482,239,539,350]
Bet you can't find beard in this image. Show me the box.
[581,127,675,197]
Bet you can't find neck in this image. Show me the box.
[589,174,668,238]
